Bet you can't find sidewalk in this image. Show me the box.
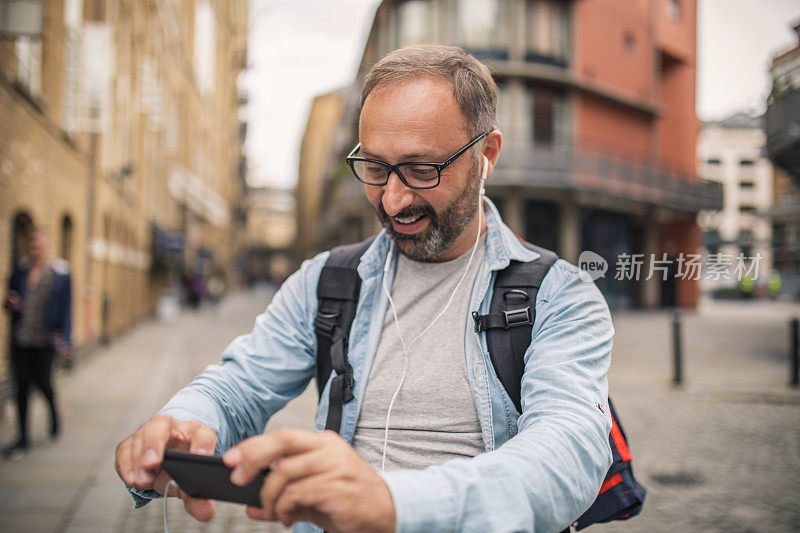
[0,292,798,532]
[0,287,307,532]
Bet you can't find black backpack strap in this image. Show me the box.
[472,242,558,413]
[314,237,375,434]
[474,241,646,529]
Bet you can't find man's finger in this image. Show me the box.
[153,470,216,522]
[139,415,174,470]
[152,470,176,496]
[259,467,288,521]
[272,449,330,480]
[182,493,216,522]
[130,431,148,487]
[259,449,330,519]
[115,438,135,486]
[225,429,322,485]
[187,423,217,455]
[272,475,333,530]
[245,505,268,521]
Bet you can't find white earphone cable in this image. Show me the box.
[380,155,489,472]
[163,479,178,533]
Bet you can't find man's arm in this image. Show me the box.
[117,253,327,509]
[157,260,322,451]
[383,264,613,532]
[5,267,23,316]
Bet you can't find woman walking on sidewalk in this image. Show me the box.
[2,228,71,460]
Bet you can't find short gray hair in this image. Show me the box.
[361,45,498,136]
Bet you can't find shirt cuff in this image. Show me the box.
[126,484,161,508]
[382,469,457,533]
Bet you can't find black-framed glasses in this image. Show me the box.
[345,129,493,189]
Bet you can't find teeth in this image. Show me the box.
[395,215,423,224]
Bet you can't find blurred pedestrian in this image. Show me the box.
[739,272,755,299]
[182,269,203,310]
[207,270,225,312]
[3,228,71,460]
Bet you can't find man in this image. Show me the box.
[3,228,70,460]
[116,45,613,532]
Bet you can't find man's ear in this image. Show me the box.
[482,130,502,180]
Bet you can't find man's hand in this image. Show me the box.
[114,414,218,521]
[4,291,21,312]
[223,429,396,533]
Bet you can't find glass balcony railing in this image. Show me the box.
[492,143,723,212]
[766,88,800,182]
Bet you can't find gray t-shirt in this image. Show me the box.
[352,236,487,471]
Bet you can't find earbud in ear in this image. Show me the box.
[479,155,489,196]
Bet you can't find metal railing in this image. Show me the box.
[492,143,723,212]
[765,88,800,181]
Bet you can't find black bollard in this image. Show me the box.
[791,318,799,388]
[672,310,683,387]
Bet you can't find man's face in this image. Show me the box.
[27,231,48,263]
[359,76,482,262]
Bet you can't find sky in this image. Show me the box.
[697,0,799,120]
[241,0,380,189]
[242,0,799,189]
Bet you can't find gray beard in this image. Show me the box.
[375,168,481,262]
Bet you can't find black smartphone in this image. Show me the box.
[161,449,269,507]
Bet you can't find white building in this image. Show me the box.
[697,113,773,286]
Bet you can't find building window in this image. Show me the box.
[524,86,567,147]
[739,205,757,214]
[667,0,681,21]
[194,0,217,95]
[526,0,569,66]
[707,158,721,165]
[451,0,511,60]
[12,212,35,266]
[395,0,433,48]
[60,215,74,262]
[704,229,722,256]
[738,229,754,245]
[15,35,42,97]
[623,32,637,54]
[525,200,560,252]
[739,159,754,166]
[740,181,755,189]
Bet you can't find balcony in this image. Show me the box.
[766,88,800,182]
[492,143,723,213]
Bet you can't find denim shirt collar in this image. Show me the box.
[355,196,541,281]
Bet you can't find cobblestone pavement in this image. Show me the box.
[595,299,800,533]
[0,289,798,532]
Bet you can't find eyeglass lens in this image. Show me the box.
[350,161,439,188]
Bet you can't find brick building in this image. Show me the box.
[0,0,246,401]
[295,89,346,264]
[305,0,721,309]
[766,20,800,297]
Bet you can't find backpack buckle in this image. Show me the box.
[314,311,338,338]
[504,307,532,328]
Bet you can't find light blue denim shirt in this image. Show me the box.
[128,199,613,533]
